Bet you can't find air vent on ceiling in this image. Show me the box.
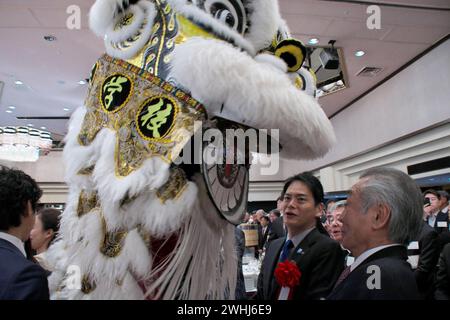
[356,67,383,77]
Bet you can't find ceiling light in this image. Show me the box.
[355,50,365,57]
[40,126,47,130]
[6,110,13,114]
[78,80,86,85]
[15,80,24,85]
[44,35,57,42]
[308,38,319,45]
[27,124,34,127]
[63,107,70,111]
[8,106,16,110]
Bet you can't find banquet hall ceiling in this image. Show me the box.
[0,0,449,141]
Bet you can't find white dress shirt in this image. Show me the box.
[0,231,26,257]
[350,243,401,272]
[427,212,438,227]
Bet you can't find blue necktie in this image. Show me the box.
[279,239,293,262]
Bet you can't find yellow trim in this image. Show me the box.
[275,45,304,72]
[175,15,217,44]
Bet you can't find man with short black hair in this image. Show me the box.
[424,190,447,230]
[0,166,49,300]
[257,172,345,300]
[425,190,450,250]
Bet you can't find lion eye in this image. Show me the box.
[215,9,234,27]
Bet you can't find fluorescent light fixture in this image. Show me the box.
[78,80,86,85]
[63,107,70,111]
[15,80,24,85]
[308,38,319,45]
[8,106,16,110]
[6,110,13,113]
[355,50,365,57]
[27,123,34,127]
[41,126,47,130]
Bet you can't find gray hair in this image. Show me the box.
[329,200,346,213]
[359,167,422,245]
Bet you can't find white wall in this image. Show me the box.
[250,38,450,182]
[316,122,450,192]
[0,150,68,203]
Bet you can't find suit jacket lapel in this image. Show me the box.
[289,228,319,262]
[266,237,285,298]
[331,245,407,295]
[269,230,320,298]
[352,245,407,274]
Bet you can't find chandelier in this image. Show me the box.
[0,126,52,162]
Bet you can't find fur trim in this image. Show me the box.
[92,128,170,214]
[168,0,256,56]
[57,188,85,246]
[254,53,287,73]
[63,106,103,190]
[294,67,317,99]
[245,0,281,51]
[105,2,146,42]
[276,18,292,40]
[72,211,151,283]
[145,174,237,299]
[53,210,151,299]
[114,180,199,236]
[105,1,156,60]
[169,37,335,159]
[89,0,132,37]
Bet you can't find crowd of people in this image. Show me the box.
[238,170,450,300]
[1,165,449,300]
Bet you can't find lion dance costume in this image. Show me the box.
[47,0,335,299]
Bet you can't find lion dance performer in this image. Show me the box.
[46,0,336,299]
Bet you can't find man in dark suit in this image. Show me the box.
[435,243,450,300]
[413,222,440,299]
[267,210,285,246]
[424,190,450,252]
[257,172,345,300]
[0,166,49,300]
[258,215,271,251]
[234,226,246,300]
[424,190,448,231]
[328,167,423,300]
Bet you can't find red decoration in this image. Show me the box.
[274,260,301,288]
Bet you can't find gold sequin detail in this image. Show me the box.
[77,190,98,217]
[81,275,96,294]
[77,165,95,176]
[114,13,134,31]
[156,167,188,203]
[100,214,128,258]
[81,55,206,177]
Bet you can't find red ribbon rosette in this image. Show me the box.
[274,260,301,288]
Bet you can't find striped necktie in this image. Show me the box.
[333,265,351,289]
